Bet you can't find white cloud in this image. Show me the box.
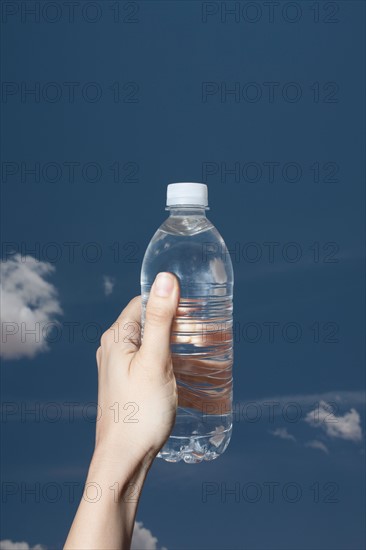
[0,541,45,550]
[0,523,164,550]
[270,427,296,442]
[103,275,115,296]
[305,440,329,454]
[305,400,362,442]
[0,255,62,360]
[131,522,166,550]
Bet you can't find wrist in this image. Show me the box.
[90,438,156,486]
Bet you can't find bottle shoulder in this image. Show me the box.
[157,214,214,237]
[142,216,234,283]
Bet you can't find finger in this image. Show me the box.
[102,296,142,353]
[139,272,179,367]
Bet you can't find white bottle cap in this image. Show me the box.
[166,182,208,207]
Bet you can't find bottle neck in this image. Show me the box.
[167,206,207,217]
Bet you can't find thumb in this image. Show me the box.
[139,272,180,366]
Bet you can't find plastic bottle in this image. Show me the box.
[141,183,233,463]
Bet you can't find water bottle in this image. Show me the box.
[141,183,234,463]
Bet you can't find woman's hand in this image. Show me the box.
[94,271,180,472]
[65,272,179,550]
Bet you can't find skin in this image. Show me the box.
[64,272,180,550]
[64,271,232,549]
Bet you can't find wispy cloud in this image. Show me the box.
[103,275,115,296]
[0,540,45,550]
[244,391,364,452]
[304,401,362,442]
[270,427,296,442]
[0,255,62,360]
[248,390,365,409]
[305,440,329,454]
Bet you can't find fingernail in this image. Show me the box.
[154,272,174,297]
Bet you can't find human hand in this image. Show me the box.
[64,272,180,550]
[93,272,180,476]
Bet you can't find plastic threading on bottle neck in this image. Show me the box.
[165,204,210,211]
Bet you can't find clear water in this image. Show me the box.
[141,207,234,463]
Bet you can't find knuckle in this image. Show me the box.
[100,329,113,348]
[121,320,140,345]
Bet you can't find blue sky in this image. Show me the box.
[1,1,365,549]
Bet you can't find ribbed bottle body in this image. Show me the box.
[141,210,233,463]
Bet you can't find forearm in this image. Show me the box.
[65,279,179,548]
[64,446,153,550]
